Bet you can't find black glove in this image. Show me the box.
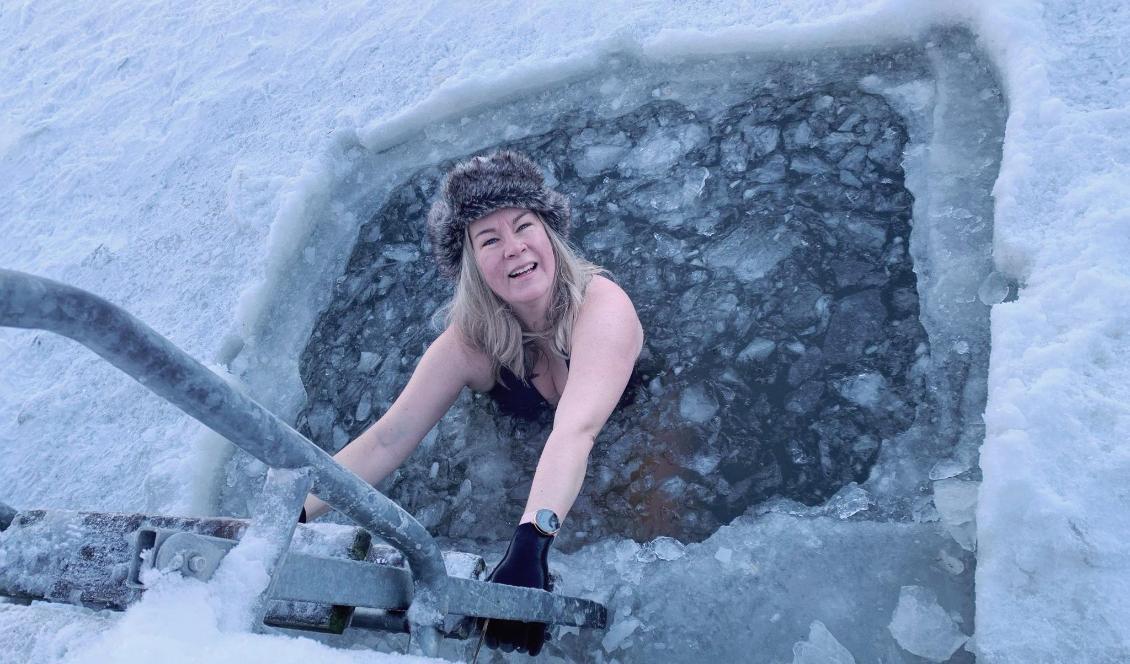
[483,522,554,656]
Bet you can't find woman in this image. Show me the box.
[301,150,644,655]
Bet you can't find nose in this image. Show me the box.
[503,233,527,258]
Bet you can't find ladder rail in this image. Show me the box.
[0,269,448,621]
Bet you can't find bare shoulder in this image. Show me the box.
[575,275,644,349]
[585,274,635,309]
[433,324,494,392]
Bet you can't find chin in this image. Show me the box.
[498,278,546,304]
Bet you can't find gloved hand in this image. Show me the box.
[483,522,554,656]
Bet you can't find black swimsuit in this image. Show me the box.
[488,360,569,419]
[487,358,643,420]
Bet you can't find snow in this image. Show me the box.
[2,0,1129,662]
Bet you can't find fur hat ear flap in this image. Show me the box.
[427,150,571,279]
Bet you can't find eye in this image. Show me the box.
[517,222,533,231]
[481,237,498,247]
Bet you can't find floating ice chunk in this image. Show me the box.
[835,373,887,409]
[585,218,631,251]
[977,270,1011,305]
[381,242,419,262]
[838,145,867,172]
[572,130,631,178]
[304,401,335,441]
[331,425,348,449]
[356,351,380,373]
[635,536,686,563]
[703,226,794,282]
[577,144,631,178]
[653,232,683,259]
[714,547,733,564]
[688,452,722,476]
[744,124,780,156]
[738,338,776,362]
[621,124,708,175]
[792,621,856,664]
[652,537,686,561]
[679,385,718,423]
[720,134,748,172]
[839,169,863,187]
[602,617,641,652]
[714,293,739,317]
[660,476,687,498]
[753,154,787,183]
[682,166,711,202]
[888,585,968,661]
[932,479,979,551]
[822,483,875,519]
[353,391,372,421]
[789,153,829,175]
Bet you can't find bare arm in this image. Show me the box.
[520,277,644,525]
[303,325,489,520]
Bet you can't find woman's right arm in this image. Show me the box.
[302,325,490,520]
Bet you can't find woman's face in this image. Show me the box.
[468,207,557,309]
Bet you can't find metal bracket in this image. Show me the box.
[130,529,237,585]
[153,531,235,580]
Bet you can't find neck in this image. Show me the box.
[510,289,553,333]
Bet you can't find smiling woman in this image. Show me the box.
[301,150,644,656]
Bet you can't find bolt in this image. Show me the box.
[187,554,207,574]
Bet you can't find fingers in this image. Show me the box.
[527,622,547,656]
[499,620,520,653]
[483,619,549,656]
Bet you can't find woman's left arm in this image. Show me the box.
[521,278,644,526]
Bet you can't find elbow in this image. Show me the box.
[548,425,597,458]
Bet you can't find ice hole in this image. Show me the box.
[226,27,1004,662]
[298,79,923,547]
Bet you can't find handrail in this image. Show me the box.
[0,269,447,601]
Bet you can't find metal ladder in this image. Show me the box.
[0,269,605,657]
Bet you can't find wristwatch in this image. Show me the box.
[532,508,561,537]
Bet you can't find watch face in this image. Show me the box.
[535,509,560,535]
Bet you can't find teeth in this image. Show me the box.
[509,263,536,277]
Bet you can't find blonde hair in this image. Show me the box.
[435,215,606,384]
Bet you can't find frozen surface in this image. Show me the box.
[0,0,1128,662]
[544,511,973,662]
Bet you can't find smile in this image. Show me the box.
[508,263,537,278]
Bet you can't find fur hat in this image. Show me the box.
[427,150,571,279]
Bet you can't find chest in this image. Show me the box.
[529,353,569,406]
